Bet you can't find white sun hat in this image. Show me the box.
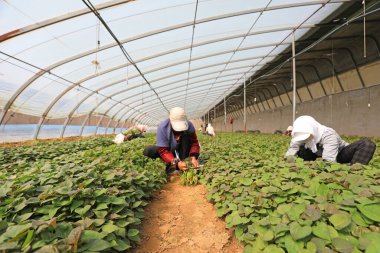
[292,132,311,142]
[169,107,189,131]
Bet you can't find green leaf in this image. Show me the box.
[263,244,285,253]
[70,200,84,212]
[329,212,351,230]
[235,226,245,241]
[327,225,339,239]
[2,223,31,239]
[303,205,321,221]
[312,222,330,241]
[226,211,243,227]
[284,235,303,253]
[95,203,108,210]
[290,223,312,240]
[80,230,105,242]
[110,197,127,205]
[86,239,112,251]
[277,204,292,215]
[0,242,19,250]
[240,178,253,186]
[244,244,262,253]
[128,228,140,241]
[0,182,13,197]
[15,212,34,223]
[357,203,380,222]
[352,210,371,226]
[112,239,131,251]
[332,237,354,253]
[310,237,326,251]
[21,229,34,249]
[366,242,380,253]
[94,189,108,197]
[316,183,329,197]
[75,205,91,216]
[127,228,139,237]
[287,204,305,221]
[48,207,60,218]
[102,224,120,234]
[132,200,143,208]
[360,233,380,252]
[34,245,59,253]
[262,230,274,241]
[94,210,108,219]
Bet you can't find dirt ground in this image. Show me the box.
[131,176,243,253]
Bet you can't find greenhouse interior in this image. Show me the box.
[1,0,380,252]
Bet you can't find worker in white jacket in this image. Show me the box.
[285,115,375,165]
[206,123,215,137]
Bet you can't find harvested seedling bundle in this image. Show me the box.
[180,169,200,186]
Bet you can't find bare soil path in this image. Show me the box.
[131,176,243,253]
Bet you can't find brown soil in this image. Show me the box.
[131,176,244,253]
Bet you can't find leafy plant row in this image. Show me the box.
[0,136,166,252]
[0,137,113,168]
[200,134,380,253]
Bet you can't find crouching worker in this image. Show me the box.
[206,123,215,137]
[122,125,146,141]
[143,107,200,174]
[285,126,293,136]
[112,125,146,144]
[285,115,376,165]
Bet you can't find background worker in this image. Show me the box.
[122,125,147,141]
[206,123,215,137]
[285,115,376,165]
[112,125,146,144]
[143,107,200,174]
[285,125,293,136]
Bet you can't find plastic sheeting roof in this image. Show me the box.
[0,0,363,129]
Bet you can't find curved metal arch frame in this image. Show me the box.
[144,90,233,121]
[215,43,373,118]
[1,5,325,127]
[36,61,257,136]
[133,85,234,118]
[41,60,265,138]
[58,70,253,138]
[0,0,136,42]
[84,80,236,137]
[87,79,236,136]
[82,77,235,134]
[209,29,380,118]
[119,74,251,110]
[1,1,355,136]
[20,36,291,132]
[24,52,277,138]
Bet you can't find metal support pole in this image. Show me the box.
[214,105,216,124]
[244,74,247,133]
[292,31,297,123]
[363,0,367,58]
[224,96,226,125]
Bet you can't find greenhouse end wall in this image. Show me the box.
[213,84,380,137]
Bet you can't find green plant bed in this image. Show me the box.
[199,133,380,253]
[0,135,166,252]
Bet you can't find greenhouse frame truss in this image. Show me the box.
[1,0,379,140]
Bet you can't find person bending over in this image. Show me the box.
[143,107,200,174]
[285,115,376,165]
